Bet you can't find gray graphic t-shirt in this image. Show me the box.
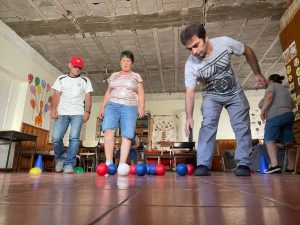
[185,36,245,96]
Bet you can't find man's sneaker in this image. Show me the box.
[235,165,251,176]
[63,165,74,174]
[194,165,211,176]
[55,161,64,173]
[265,166,282,174]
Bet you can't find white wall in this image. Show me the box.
[0,20,60,168]
[84,90,265,145]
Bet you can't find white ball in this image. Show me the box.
[117,163,130,176]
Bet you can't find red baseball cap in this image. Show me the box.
[70,56,84,68]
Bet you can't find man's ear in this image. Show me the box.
[68,63,72,69]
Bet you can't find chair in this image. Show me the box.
[79,140,98,172]
[144,141,173,170]
[172,142,197,170]
[283,144,300,174]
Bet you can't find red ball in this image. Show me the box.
[186,164,195,175]
[155,164,166,176]
[129,164,136,175]
[96,163,108,176]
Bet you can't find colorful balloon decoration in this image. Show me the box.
[28,74,33,84]
[35,77,40,86]
[27,74,52,127]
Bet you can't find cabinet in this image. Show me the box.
[135,114,152,151]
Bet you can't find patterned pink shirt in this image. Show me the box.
[108,71,143,106]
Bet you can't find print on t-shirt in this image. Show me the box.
[198,50,236,95]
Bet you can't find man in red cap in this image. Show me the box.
[51,56,93,174]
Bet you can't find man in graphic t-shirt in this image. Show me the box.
[180,23,266,176]
[51,56,93,174]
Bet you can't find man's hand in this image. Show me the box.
[83,112,90,123]
[50,110,58,120]
[185,118,194,137]
[255,74,267,88]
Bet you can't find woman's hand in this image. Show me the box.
[138,107,145,118]
[98,108,104,120]
[260,110,266,122]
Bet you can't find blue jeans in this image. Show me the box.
[52,115,83,167]
[102,101,138,139]
[264,112,295,144]
[197,91,252,168]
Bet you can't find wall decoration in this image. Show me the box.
[27,74,52,127]
[294,58,299,67]
[151,115,178,150]
[283,41,298,65]
[289,82,295,91]
[296,67,300,77]
[250,109,264,139]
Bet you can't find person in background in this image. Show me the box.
[51,56,93,174]
[259,74,296,173]
[115,133,140,165]
[98,50,145,175]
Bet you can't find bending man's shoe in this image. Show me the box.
[194,165,211,176]
[235,165,251,176]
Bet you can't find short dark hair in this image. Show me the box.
[269,74,285,84]
[180,23,206,45]
[120,50,134,63]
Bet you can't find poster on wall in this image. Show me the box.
[283,41,298,65]
[27,74,52,127]
[152,115,178,150]
[250,109,265,139]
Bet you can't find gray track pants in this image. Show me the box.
[197,91,252,168]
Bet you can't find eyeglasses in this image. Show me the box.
[186,40,205,51]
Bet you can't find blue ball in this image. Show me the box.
[176,163,188,176]
[149,164,156,175]
[146,164,151,175]
[107,164,117,175]
[135,164,147,176]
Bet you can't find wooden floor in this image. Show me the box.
[0,172,300,225]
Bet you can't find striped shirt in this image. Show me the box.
[108,71,143,106]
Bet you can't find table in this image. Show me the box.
[0,130,37,171]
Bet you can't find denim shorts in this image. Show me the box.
[102,101,138,139]
[264,112,295,144]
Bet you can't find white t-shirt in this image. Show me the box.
[185,36,245,96]
[52,74,93,115]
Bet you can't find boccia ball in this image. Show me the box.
[29,167,42,175]
[146,164,151,175]
[74,167,84,174]
[176,163,188,176]
[129,164,136,175]
[149,164,156,175]
[108,164,117,175]
[96,163,108,176]
[117,163,130,176]
[135,164,147,176]
[186,164,195,175]
[155,164,166,176]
